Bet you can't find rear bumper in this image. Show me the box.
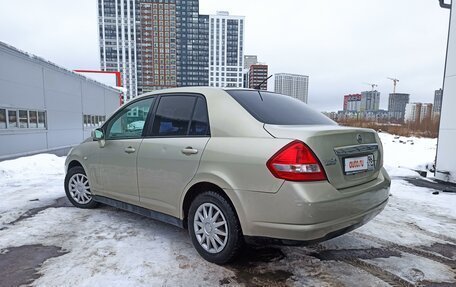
[244,198,387,244]
[233,167,390,242]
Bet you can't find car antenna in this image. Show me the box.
[254,75,272,90]
[256,90,264,101]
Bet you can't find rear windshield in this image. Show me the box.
[226,90,336,125]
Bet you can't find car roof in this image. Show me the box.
[128,86,271,138]
[135,86,259,98]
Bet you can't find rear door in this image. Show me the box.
[137,95,210,217]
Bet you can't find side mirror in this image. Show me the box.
[91,128,106,148]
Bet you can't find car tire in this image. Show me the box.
[64,166,98,209]
[188,191,244,264]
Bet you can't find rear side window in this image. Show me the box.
[152,96,196,136]
[189,98,210,136]
[226,90,336,125]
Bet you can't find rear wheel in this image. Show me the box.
[188,191,243,264]
[64,166,98,209]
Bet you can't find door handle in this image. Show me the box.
[181,147,198,155]
[124,146,136,154]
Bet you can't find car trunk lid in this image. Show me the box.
[264,124,383,190]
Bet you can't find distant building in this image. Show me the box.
[404,102,433,123]
[248,64,268,90]
[139,1,178,92]
[98,0,140,100]
[343,94,362,111]
[98,0,211,100]
[404,103,422,123]
[323,112,338,121]
[244,55,258,69]
[208,11,245,88]
[365,109,390,121]
[420,103,433,122]
[388,93,410,122]
[337,109,389,121]
[274,73,309,103]
[360,90,380,111]
[243,55,258,88]
[433,88,443,118]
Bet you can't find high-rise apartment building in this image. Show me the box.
[244,55,257,69]
[175,0,208,87]
[139,1,177,91]
[404,102,433,123]
[433,88,443,118]
[98,0,140,101]
[404,103,422,123]
[98,0,211,101]
[420,103,433,122]
[388,93,410,122]
[360,90,380,111]
[248,64,268,90]
[343,94,362,111]
[208,11,245,88]
[274,73,309,103]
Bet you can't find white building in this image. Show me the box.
[419,103,433,122]
[404,103,421,123]
[436,2,456,183]
[208,11,245,88]
[0,41,119,160]
[274,73,309,103]
[98,0,139,101]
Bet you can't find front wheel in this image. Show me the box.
[64,166,98,209]
[188,191,243,264]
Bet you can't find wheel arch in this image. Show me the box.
[181,180,247,232]
[67,160,83,171]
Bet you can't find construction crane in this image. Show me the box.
[364,82,378,92]
[387,77,400,94]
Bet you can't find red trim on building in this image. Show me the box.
[73,70,123,105]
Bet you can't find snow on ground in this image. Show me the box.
[378,132,437,177]
[0,154,66,225]
[0,133,455,286]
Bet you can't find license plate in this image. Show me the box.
[344,154,375,174]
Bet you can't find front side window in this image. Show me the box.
[106,97,155,139]
[151,96,196,137]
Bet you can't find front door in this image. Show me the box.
[95,97,155,205]
[138,95,210,217]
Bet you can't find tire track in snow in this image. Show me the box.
[353,232,456,269]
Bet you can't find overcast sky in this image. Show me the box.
[0,0,451,111]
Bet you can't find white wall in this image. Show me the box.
[0,43,119,160]
[435,5,456,183]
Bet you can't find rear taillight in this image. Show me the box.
[267,140,327,181]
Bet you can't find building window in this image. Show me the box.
[8,110,18,128]
[83,114,106,128]
[29,111,38,128]
[0,109,6,129]
[37,111,45,128]
[19,110,29,128]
